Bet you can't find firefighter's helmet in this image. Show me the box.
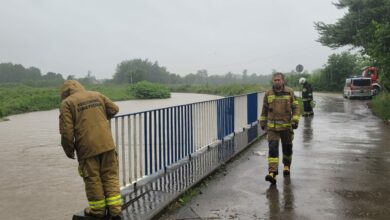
[299,77,306,84]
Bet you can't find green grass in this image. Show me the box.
[371,93,390,120]
[85,84,135,101]
[170,84,266,96]
[0,82,174,118]
[0,84,135,118]
[0,85,60,117]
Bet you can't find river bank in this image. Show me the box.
[0,84,133,119]
[0,83,267,119]
[2,83,387,122]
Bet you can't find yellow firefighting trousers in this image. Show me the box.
[267,129,294,173]
[78,149,122,216]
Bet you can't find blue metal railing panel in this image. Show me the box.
[247,93,258,124]
[217,97,235,140]
[248,124,258,143]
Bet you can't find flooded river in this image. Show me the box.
[0,93,220,220]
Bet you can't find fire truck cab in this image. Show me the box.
[362,66,381,95]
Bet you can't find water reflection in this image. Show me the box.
[266,178,296,219]
[303,117,313,144]
[283,178,295,213]
[266,184,280,219]
[320,96,345,113]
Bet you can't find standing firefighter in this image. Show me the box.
[59,80,122,220]
[259,72,300,184]
[299,77,314,116]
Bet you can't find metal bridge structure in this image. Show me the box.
[74,92,265,220]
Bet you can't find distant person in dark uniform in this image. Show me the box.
[299,77,314,117]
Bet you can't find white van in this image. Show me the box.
[343,77,372,99]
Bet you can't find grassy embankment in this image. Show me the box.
[0,83,267,119]
[371,92,390,121]
[0,84,133,119]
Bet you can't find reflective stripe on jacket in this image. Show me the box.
[259,86,300,131]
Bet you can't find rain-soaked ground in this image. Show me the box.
[160,93,390,220]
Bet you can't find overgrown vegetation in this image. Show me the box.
[86,84,135,101]
[0,82,173,118]
[0,84,133,118]
[130,81,170,99]
[371,93,390,120]
[0,85,60,117]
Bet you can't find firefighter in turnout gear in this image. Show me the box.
[259,73,300,184]
[299,77,314,116]
[59,80,122,219]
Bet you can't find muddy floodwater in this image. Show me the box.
[161,93,390,220]
[0,93,221,220]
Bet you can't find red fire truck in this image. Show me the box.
[362,66,381,95]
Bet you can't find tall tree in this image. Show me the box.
[322,52,359,91]
[315,0,390,89]
[113,59,172,84]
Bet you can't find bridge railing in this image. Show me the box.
[111,92,264,189]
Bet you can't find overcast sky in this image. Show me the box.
[0,0,347,79]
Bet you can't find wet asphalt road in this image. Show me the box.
[161,93,390,220]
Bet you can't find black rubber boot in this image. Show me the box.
[111,215,122,220]
[283,165,290,177]
[265,172,277,184]
[84,208,106,219]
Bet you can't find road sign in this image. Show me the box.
[296,64,304,73]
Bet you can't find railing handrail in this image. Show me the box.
[114,91,262,118]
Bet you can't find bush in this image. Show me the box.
[130,81,170,99]
[372,93,390,120]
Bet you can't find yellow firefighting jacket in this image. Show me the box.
[59,80,119,160]
[259,86,300,131]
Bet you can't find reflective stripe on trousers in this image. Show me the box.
[89,199,106,209]
[106,195,122,206]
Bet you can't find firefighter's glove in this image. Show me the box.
[292,122,298,130]
[259,122,266,130]
[66,151,76,160]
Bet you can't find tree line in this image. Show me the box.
[112,59,273,85]
[0,51,371,92]
[0,60,274,86]
[0,63,64,86]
